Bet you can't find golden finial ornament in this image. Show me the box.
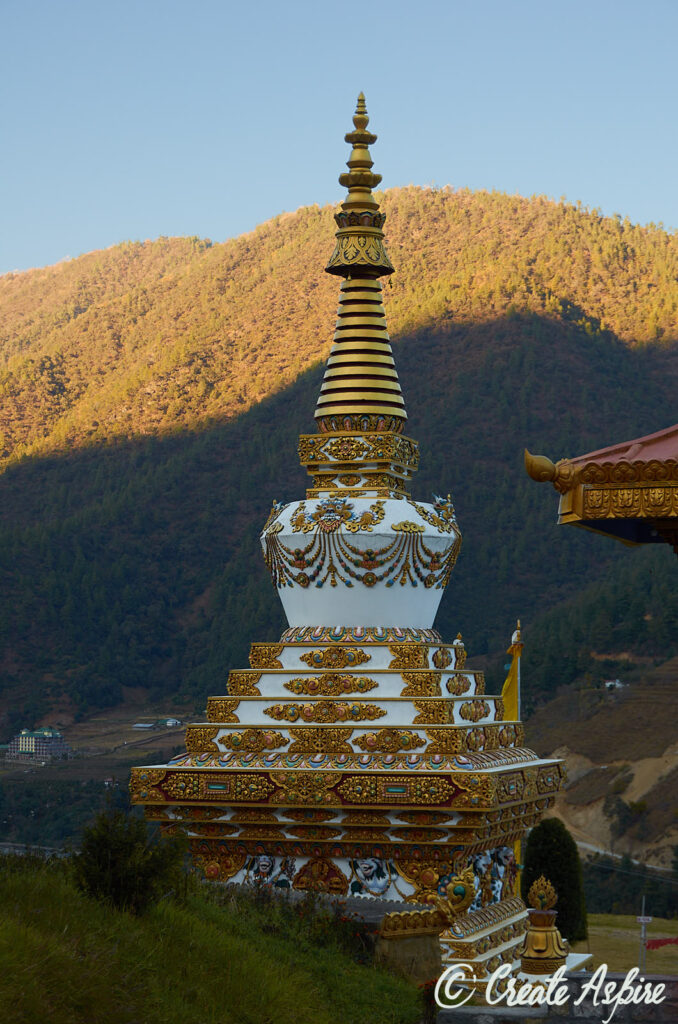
[524,450,557,483]
[528,875,557,910]
[524,449,576,494]
[520,876,568,975]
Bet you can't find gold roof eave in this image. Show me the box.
[524,448,678,553]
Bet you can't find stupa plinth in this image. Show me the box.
[131,95,565,974]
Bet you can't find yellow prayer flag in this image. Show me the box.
[501,620,522,722]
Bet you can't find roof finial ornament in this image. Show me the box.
[354,91,368,127]
[325,92,393,278]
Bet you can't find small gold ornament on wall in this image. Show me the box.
[284,673,377,696]
[400,671,442,697]
[220,729,289,753]
[299,647,371,669]
[264,700,386,724]
[249,644,284,669]
[354,728,425,753]
[206,697,244,719]
[226,673,262,696]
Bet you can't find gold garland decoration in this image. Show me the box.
[263,497,460,591]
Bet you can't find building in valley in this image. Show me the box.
[6,726,70,762]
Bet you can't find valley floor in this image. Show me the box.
[572,915,678,975]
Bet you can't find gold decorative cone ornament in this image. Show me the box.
[519,876,568,975]
[130,95,566,980]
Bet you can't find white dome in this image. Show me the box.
[260,493,461,629]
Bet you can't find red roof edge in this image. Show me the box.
[569,422,678,466]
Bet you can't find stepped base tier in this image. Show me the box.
[131,95,567,979]
[130,628,564,924]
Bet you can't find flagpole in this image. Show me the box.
[516,618,521,722]
[511,619,523,895]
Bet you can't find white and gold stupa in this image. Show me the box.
[131,95,565,975]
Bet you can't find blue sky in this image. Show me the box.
[3,0,677,273]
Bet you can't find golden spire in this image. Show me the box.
[314,93,406,432]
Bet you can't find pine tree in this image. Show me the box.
[521,818,587,941]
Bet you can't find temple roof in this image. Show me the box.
[524,422,678,554]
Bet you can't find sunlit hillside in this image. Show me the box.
[0,186,676,733]
[1,187,677,463]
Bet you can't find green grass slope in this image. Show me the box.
[0,860,420,1024]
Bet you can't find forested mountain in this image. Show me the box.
[1,186,677,728]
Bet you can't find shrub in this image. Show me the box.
[72,809,185,914]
